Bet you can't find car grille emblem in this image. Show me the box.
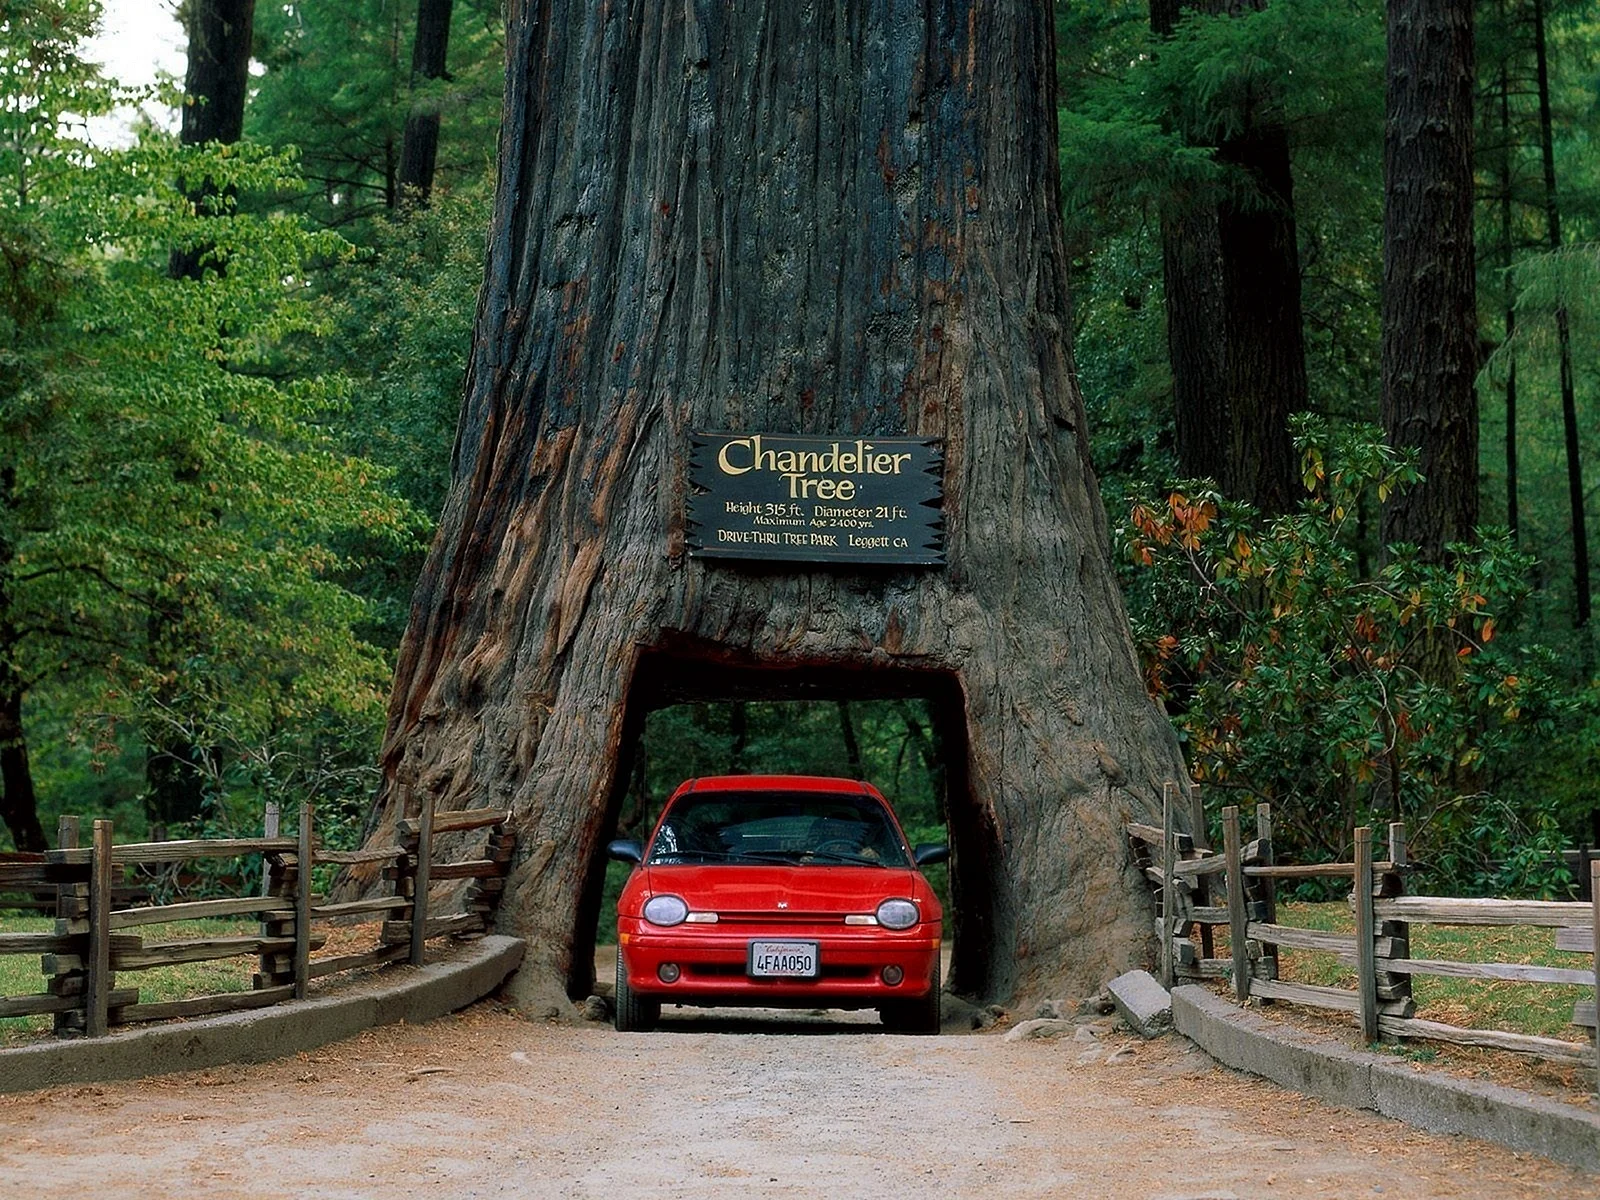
[777,901,788,909]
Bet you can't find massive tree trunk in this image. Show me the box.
[1152,0,1305,515]
[1381,0,1478,558]
[365,0,1188,1011]
[397,0,455,204]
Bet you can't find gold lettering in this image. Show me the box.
[718,438,753,475]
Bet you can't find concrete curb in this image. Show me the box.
[1172,984,1600,1174]
[0,935,525,1095]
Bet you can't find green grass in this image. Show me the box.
[1263,901,1591,1043]
[1,914,257,1045]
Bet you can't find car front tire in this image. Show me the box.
[614,948,661,1032]
[879,955,941,1035]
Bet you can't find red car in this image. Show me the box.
[608,775,947,1033]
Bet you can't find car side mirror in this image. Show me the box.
[607,838,643,864]
[913,843,949,866]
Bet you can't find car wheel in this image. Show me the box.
[880,955,941,1035]
[614,948,660,1032]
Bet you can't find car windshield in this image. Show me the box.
[648,790,911,867]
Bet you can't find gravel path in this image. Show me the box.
[0,1004,1592,1198]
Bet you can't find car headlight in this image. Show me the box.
[876,898,918,930]
[643,894,689,926]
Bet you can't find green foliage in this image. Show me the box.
[314,181,492,519]
[1119,418,1581,893]
[1058,0,1389,506]
[0,8,429,850]
[9,138,421,725]
[247,0,503,227]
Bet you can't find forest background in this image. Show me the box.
[2,0,1598,903]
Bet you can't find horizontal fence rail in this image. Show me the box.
[0,799,514,1040]
[1130,789,1600,1095]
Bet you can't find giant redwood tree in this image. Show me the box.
[363,0,1189,1010]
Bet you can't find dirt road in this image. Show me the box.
[0,1003,1591,1199]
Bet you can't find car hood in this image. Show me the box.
[642,863,918,917]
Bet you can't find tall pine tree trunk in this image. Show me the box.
[361,0,1188,1010]
[169,0,256,279]
[1153,0,1304,515]
[397,0,454,204]
[1497,33,1519,542]
[0,466,46,852]
[1532,0,1590,640]
[1381,0,1478,559]
[1214,116,1304,515]
[149,0,258,828]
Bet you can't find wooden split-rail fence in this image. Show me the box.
[0,797,514,1038]
[1129,784,1600,1094]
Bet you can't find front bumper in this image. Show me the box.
[618,922,941,1007]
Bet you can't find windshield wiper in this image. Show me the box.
[798,849,890,866]
[651,847,892,867]
[737,848,889,866]
[647,847,745,864]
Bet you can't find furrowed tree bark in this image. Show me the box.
[1160,205,1231,490]
[364,0,1188,1010]
[1381,0,1478,559]
[397,0,455,204]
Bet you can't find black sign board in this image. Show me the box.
[688,432,944,565]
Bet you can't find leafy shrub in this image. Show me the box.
[1119,416,1578,895]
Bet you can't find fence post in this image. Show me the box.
[1161,782,1176,989]
[293,803,313,1000]
[85,819,113,1038]
[51,817,84,1037]
[1354,825,1378,1043]
[1254,804,1277,985]
[1223,806,1248,1001]
[410,788,435,967]
[1380,822,1412,1017]
[262,801,281,897]
[1188,782,1209,852]
[55,815,80,859]
[1591,858,1598,1096]
[1192,783,1214,961]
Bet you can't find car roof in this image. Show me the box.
[675,775,880,798]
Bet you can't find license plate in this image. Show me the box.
[748,940,819,979]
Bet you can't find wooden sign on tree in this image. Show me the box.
[355,0,1190,1011]
[687,432,945,565]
